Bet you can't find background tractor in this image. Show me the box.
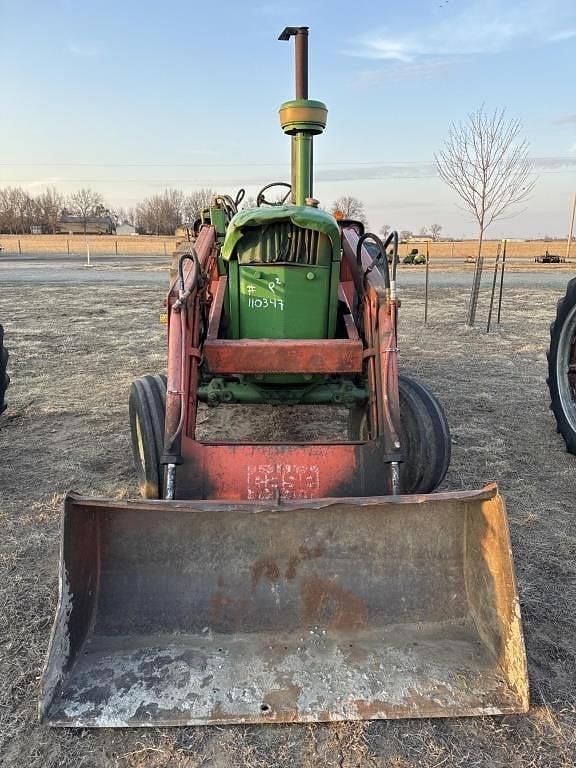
[40,27,528,728]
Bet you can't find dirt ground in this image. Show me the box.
[1,278,575,767]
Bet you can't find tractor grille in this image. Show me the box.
[240,222,332,266]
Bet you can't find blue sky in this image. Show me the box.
[1,0,575,237]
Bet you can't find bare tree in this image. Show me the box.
[331,195,367,225]
[0,187,35,233]
[242,196,257,210]
[36,187,64,234]
[435,106,534,325]
[67,188,105,234]
[380,224,390,238]
[182,188,215,223]
[430,223,442,241]
[136,189,184,235]
[400,230,412,242]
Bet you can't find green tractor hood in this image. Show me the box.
[221,205,341,262]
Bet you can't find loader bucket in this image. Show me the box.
[40,485,528,727]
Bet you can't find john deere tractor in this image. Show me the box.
[40,26,528,729]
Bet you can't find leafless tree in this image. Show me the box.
[67,188,106,234]
[435,106,534,325]
[380,224,390,238]
[182,188,215,223]
[36,187,64,234]
[0,187,35,233]
[400,230,412,242]
[242,196,257,210]
[430,223,442,241]
[331,195,367,225]
[136,188,185,235]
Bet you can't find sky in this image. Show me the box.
[1,0,575,238]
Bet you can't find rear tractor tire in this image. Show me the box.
[349,375,451,494]
[129,374,167,498]
[0,325,9,416]
[547,277,576,453]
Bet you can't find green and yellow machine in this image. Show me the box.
[40,27,528,728]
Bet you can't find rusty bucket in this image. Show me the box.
[40,485,528,726]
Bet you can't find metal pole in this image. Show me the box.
[294,28,309,99]
[467,254,483,326]
[566,192,576,262]
[85,237,90,266]
[424,240,430,324]
[486,241,501,333]
[497,239,507,325]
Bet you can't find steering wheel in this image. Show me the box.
[256,182,292,207]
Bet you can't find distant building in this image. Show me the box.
[30,225,43,235]
[58,214,116,235]
[116,222,137,236]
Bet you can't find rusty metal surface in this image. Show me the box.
[203,337,363,374]
[174,438,392,499]
[40,486,528,727]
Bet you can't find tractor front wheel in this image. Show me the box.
[547,278,576,453]
[129,374,167,498]
[348,375,451,494]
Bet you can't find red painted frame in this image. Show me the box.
[164,222,401,501]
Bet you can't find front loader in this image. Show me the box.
[40,27,528,727]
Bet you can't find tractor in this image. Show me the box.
[40,27,528,728]
[548,278,576,451]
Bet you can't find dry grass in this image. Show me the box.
[1,279,575,767]
[0,234,179,255]
[0,234,572,263]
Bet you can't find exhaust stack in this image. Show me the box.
[279,27,327,205]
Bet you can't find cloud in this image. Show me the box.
[25,177,63,189]
[67,42,104,58]
[346,0,576,62]
[314,155,576,183]
[533,156,576,169]
[554,114,576,124]
[570,144,576,153]
[548,28,576,40]
[316,163,436,183]
[353,59,454,88]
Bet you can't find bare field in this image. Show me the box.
[0,234,179,255]
[0,234,572,263]
[399,240,572,265]
[1,281,575,767]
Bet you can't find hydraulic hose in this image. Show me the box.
[356,233,391,290]
[167,252,201,448]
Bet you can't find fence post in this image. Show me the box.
[497,239,507,324]
[18,238,21,254]
[163,241,167,258]
[115,239,118,256]
[486,241,502,333]
[67,239,70,256]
